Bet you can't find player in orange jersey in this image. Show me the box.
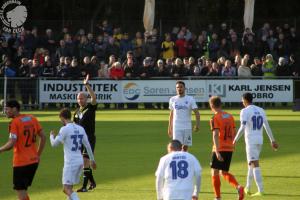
[0,100,46,200]
[209,96,244,200]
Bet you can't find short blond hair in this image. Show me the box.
[209,96,222,108]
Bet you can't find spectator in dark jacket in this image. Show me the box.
[120,33,133,60]
[274,33,291,58]
[170,58,187,77]
[139,57,155,79]
[69,58,81,79]
[55,40,72,62]
[250,57,263,76]
[18,58,30,107]
[41,56,55,77]
[155,59,170,77]
[78,35,93,60]
[81,56,98,78]
[276,57,292,76]
[57,57,71,78]
[124,59,138,79]
[94,35,107,61]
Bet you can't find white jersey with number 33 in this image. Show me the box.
[240,105,267,145]
[53,123,90,164]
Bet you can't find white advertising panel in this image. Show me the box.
[207,79,293,102]
[39,79,293,103]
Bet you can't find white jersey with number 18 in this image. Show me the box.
[155,151,202,200]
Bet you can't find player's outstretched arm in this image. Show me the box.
[193,109,200,132]
[49,130,62,147]
[213,129,223,161]
[84,74,97,105]
[0,137,16,153]
[233,123,246,144]
[82,132,96,169]
[192,159,202,200]
[155,175,164,200]
[37,129,46,157]
[168,110,173,138]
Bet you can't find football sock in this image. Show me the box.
[82,168,90,188]
[88,168,96,184]
[70,192,80,200]
[222,172,239,188]
[253,167,264,192]
[212,175,221,198]
[246,166,253,189]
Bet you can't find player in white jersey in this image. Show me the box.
[50,108,96,200]
[233,93,278,197]
[155,140,202,200]
[168,81,200,151]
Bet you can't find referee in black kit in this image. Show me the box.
[74,74,97,192]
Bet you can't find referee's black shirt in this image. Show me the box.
[73,103,97,137]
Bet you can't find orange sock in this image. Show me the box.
[212,175,221,198]
[222,172,239,188]
[25,195,30,200]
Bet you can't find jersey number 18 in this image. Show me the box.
[170,160,189,180]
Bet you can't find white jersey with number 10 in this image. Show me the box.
[240,105,268,145]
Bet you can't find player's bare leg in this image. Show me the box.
[64,185,79,200]
[16,190,29,200]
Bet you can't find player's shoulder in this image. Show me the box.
[183,151,200,163]
[185,95,195,101]
[169,95,178,101]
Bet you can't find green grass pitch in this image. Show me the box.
[0,109,300,200]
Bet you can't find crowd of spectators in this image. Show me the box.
[0,20,299,108]
[0,20,299,80]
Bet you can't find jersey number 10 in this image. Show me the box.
[251,115,263,130]
[170,160,189,180]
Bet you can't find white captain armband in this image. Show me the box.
[9,133,17,139]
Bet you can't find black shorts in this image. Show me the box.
[82,135,95,159]
[13,162,39,190]
[210,151,233,172]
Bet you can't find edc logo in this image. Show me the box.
[123,83,141,100]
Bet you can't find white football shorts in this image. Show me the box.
[163,189,193,200]
[246,144,262,164]
[62,162,83,185]
[173,129,192,146]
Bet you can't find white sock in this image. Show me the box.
[70,192,80,200]
[246,166,253,189]
[253,167,263,192]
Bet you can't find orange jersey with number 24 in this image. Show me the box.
[9,114,42,167]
